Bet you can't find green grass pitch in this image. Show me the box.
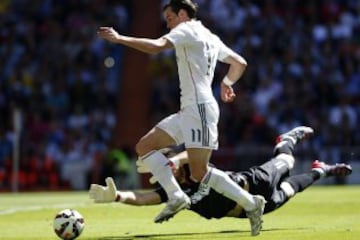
[1,186,359,240]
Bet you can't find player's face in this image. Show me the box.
[163,7,181,30]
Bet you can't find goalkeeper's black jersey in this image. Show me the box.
[155,143,297,219]
[155,181,237,219]
[154,161,284,219]
[154,163,242,219]
[154,163,261,219]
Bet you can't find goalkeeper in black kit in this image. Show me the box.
[89,126,352,226]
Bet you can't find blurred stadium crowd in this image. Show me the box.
[0,0,359,191]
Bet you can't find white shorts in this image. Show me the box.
[157,102,219,150]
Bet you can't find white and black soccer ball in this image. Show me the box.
[53,209,85,240]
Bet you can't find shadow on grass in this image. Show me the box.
[96,228,308,240]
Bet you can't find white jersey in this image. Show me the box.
[163,20,232,109]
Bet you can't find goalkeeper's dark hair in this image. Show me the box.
[163,0,198,19]
[183,163,215,183]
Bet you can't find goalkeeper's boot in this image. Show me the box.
[312,160,352,177]
[154,194,191,223]
[246,195,267,236]
[276,126,314,144]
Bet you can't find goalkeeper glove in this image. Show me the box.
[89,177,117,203]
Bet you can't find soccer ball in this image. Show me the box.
[53,209,85,240]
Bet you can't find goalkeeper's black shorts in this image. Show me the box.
[231,157,291,217]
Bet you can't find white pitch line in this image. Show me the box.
[0,203,86,216]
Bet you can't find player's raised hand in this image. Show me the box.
[97,27,121,43]
[220,82,236,102]
[89,177,117,203]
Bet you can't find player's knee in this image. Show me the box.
[280,182,295,198]
[135,141,143,156]
[276,153,295,169]
[135,140,150,157]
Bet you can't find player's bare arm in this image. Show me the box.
[97,27,173,54]
[119,191,162,206]
[220,51,247,103]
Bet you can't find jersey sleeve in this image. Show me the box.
[163,23,191,46]
[217,39,234,61]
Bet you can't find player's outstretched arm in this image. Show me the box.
[97,27,172,54]
[89,177,162,205]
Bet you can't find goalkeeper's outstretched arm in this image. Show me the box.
[116,191,162,206]
[89,177,162,206]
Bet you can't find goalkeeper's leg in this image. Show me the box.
[280,160,352,198]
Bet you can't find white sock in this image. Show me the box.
[203,167,256,211]
[141,150,183,199]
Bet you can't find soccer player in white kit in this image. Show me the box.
[97,0,266,235]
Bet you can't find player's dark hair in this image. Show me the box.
[163,0,198,19]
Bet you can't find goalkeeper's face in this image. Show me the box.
[173,164,194,184]
[173,166,187,183]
